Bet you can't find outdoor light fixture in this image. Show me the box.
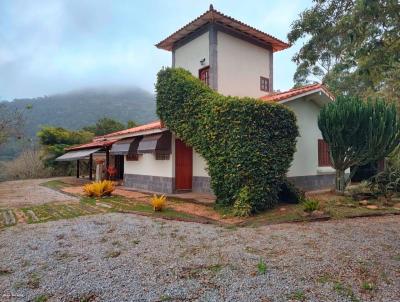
[200,58,206,65]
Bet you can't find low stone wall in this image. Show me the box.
[192,176,213,194]
[124,174,174,194]
[289,174,335,191]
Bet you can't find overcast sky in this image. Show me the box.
[0,0,312,100]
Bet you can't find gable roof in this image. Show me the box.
[156,5,289,52]
[260,83,335,103]
[100,120,164,139]
[66,139,118,151]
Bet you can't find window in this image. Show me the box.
[155,153,170,160]
[126,154,139,161]
[260,77,270,92]
[318,139,332,167]
[199,66,210,86]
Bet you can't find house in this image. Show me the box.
[57,5,335,193]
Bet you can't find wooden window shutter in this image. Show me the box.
[318,139,332,167]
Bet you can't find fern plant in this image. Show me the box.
[302,198,320,213]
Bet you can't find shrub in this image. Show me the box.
[302,198,320,212]
[233,186,252,217]
[278,179,305,203]
[2,148,52,180]
[156,68,298,212]
[150,194,166,211]
[83,180,115,197]
[257,258,267,274]
[369,166,400,201]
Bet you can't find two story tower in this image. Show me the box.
[156,5,289,98]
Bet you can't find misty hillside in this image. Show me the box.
[0,87,157,159]
[2,87,157,137]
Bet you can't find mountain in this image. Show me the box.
[0,87,157,158]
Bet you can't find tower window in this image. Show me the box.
[260,77,270,92]
[199,66,210,86]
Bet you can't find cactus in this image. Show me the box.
[318,96,400,193]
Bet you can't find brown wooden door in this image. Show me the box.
[175,139,192,190]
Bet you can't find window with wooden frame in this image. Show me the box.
[199,66,210,86]
[318,139,332,167]
[155,153,170,160]
[260,76,270,92]
[126,154,139,161]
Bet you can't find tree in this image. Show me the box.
[126,120,138,128]
[83,117,126,136]
[288,0,400,101]
[0,103,25,147]
[37,126,93,168]
[318,96,400,193]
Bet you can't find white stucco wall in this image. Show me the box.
[286,98,325,177]
[217,31,271,98]
[193,150,209,177]
[124,136,175,177]
[174,32,209,76]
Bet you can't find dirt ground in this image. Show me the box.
[0,178,78,208]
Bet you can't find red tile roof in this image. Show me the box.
[100,120,163,139]
[260,83,334,103]
[66,139,118,151]
[156,5,289,52]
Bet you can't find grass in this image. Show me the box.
[34,295,48,302]
[40,180,71,191]
[333,281,360,302]
[257,258,267,274]
[289,290,306,301]
[19,195,205,226]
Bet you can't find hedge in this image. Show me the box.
[156,68,299,212]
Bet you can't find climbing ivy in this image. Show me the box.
[156,68,299,212]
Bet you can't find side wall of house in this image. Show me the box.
[217,31,271,98]
[174,31,209,75]
[285,97,335,190]
[123,136,175,193]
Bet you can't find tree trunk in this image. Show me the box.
[335,169,346,194]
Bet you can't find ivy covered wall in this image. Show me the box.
[156,68,299,212]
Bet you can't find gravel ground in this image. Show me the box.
[0,214,399,302]
[0,178,78,208]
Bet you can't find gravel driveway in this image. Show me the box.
[0,214,399,302]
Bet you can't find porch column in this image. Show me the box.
[106,148,110,179]
[89,154,93,180]
[76,160,80,178]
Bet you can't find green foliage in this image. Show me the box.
[369,166,400,200]
[318,96,400,192]
[126,120,138,128]
[0,103,25,146]
[302,198,320,213]
[156,68,298,212]
[257,258,267,274]
[233,186,252,217]
[278,179,305,204]
[83,117,127,136]
[288,0,400,101]
[37,126,93,169]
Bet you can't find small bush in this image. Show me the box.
[257,258,267,274]
[303,198,320,213]
[83,180,115,197]
[2,149,52,180]
[278,179,305,203]
[150,194,166,211]
[233,186,252,217]
[369,166,400,201]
